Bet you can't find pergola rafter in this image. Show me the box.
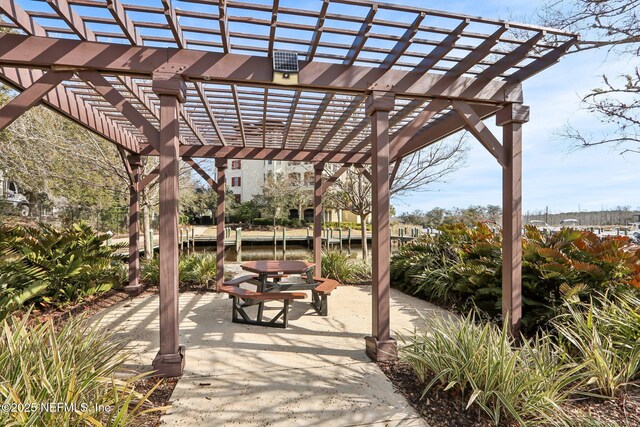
[0,0,577,377]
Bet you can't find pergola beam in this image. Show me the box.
[45,0,96,41]
[0,34,523,104]
[184,157,215,187]
[161,0,185,48]
[231,85,246,146]
[507,38,578,83]
[415,19,470,73]
[0,67,140,153]
[106,0,143,46]
[0,1,140,153]
[321,165,350,193]
[316,96,364,151]
[392,103,500,162]
[280,0,329,148]
[380,12,425,69]
[194,82,227,145]
[452,100,505,167]
[0,70,73,131]
[137,144,372,164]
[79,70,160,147]
[138,166,159,191]
[299,5,377,149]
[0,0,47,36]
[389,99,450,160]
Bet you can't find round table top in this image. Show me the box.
[241,260,314,275]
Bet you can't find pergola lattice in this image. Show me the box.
[0,0,577,376]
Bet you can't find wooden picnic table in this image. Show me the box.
[241,260,315,292]
[226,260,339,321]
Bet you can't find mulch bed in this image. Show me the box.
[379,360,640,427]
[378,361,495,427]
[133,377,180,427]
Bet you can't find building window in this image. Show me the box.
[231,160,241,169]
[231,177,241,187]
[304,172,314,185]
[267,160,272,165]
[234,194,242,204]
[288,172,301,183]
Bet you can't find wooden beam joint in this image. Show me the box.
[496,104,530,126]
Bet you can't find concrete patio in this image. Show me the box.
[95,283,449,426]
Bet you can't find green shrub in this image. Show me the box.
[552,291,640,397]
[400,313,581,426]
[0,313,161,426]
[142,252,217,287]
[252,218,272,226]
[0,222,124,318]
[180,253,217,286]
[250,218,306,227]
[141,257,160,285]
[321,250,371,284]
[324,221,371,230]
[391,223,640,333]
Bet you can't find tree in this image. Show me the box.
[0,92,199,258]
[541,1,639,151]
[254,171,311,226]
[327,135,468,257]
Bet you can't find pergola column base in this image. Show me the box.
[123,283,145,296]
[152,345,186,377]
[364,336,397,362]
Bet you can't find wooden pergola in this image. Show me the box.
[0,0,576,376]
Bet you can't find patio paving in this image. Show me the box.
[95,280,449,426]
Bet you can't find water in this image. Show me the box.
[195,244,366,262]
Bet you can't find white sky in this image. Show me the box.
[390,0,638,215]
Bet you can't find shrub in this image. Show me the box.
[0,222,124,318]
[141,257,160,285]
[321,250,371,284]
[391,223,640,333]
[180,253,217,287]
[250,218,306,227]
[552,291,640,397]
[324,221,371,230]
[142,252,217,287]
[0,313,161,426]
[400,313,581,426]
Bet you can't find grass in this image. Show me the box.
[552,291,640,398]
[400,313,583,426]
[141,252,217,288]
[321,249,371,284]
[0,312,162,426]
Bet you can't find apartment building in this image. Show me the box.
[225,160,360,223]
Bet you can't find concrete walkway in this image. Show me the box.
[95,284,448,426]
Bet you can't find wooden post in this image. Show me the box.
[124,154,143,295]
[364,91,397,361]
[216,158,226,288]
[235,227,242,262]
[348,227,352,251]
[152,74,186,377]
[283,227,287,259]
[313,163,323,277]
[497,103,529,336]
[148,227,154,257]
[338,228,343,251]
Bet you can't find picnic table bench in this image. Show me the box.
[219,276,306,328]
[219,271,341,327]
